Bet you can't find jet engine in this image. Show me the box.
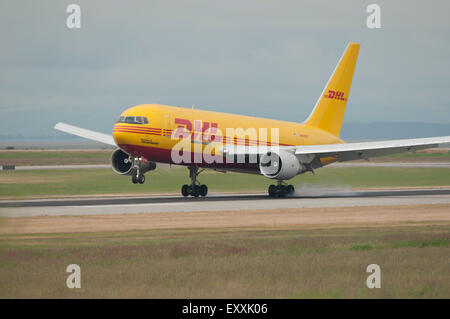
[259,150,306,180]
[111,149,156,175]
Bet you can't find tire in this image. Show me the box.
[287,185,295,195]
[181,184,189,197]
[268,185,276,197]
[278,186,287,198]
[200,184,208,197]
[192,185,200,197]
[138,175,145,184]
[132,175,138,184]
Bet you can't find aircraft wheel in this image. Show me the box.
[192,185,200,197]
[287,185,295,195]
[278,186,287,198]
[138,174,145,184]
[181,184,189,197]
[268,185,277,197]
[131,175,138,184]
[199,184,208,197]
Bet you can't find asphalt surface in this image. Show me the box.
[6,162,450,170]
[1,188,450,217]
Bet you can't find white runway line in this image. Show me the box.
[79,202,184,209]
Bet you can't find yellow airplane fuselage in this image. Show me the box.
[112,43,361,173]
[112,104,343,172]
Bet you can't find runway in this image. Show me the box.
[6,162,450,170]
[1,188,450,217]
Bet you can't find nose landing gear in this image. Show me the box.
[181,166,208,197]
[131,173,145,184]
[129,156,154,185]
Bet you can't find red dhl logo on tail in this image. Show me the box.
[324,90,347,101]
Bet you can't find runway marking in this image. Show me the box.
[79,202,185,209]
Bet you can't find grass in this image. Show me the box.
[0,225,448,298]
[385,151,450,158]
[0,150,111,166]
[350,244,374,251]
[0,150,110,159]
[0,149,448,165]
[1,166,450,199]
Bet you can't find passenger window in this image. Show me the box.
[143,117,149,124]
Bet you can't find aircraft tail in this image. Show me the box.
[304,42,360,137]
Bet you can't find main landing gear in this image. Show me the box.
[268,181,295,198]
[181,166,208,197]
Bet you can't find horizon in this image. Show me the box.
[1,121,449,148]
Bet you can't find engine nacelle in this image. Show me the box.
[259,150,306,180]
[111,149,156,175]
[111,149,132,175]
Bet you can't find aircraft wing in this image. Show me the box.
[222,136,450,165]
[54,122,116,146]
[293,136,450,163]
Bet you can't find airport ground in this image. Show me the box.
[1,165,450,200]
[0,221,448,298]
[1,148,450,167]
[0,149,449,298]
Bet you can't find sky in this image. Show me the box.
[0,0,449,138]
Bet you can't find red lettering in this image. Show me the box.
[324,90,346,101]
[173,118,219,141]
[174,118,192,138]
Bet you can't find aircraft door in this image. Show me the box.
[163,114,172,137]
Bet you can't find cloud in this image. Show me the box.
[0,0,449,137]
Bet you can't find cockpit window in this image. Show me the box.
[116,116,149,124]
[125,116,135,123]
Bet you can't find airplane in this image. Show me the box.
[55,42,450,198]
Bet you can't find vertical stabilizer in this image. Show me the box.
[304,43,360,136]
